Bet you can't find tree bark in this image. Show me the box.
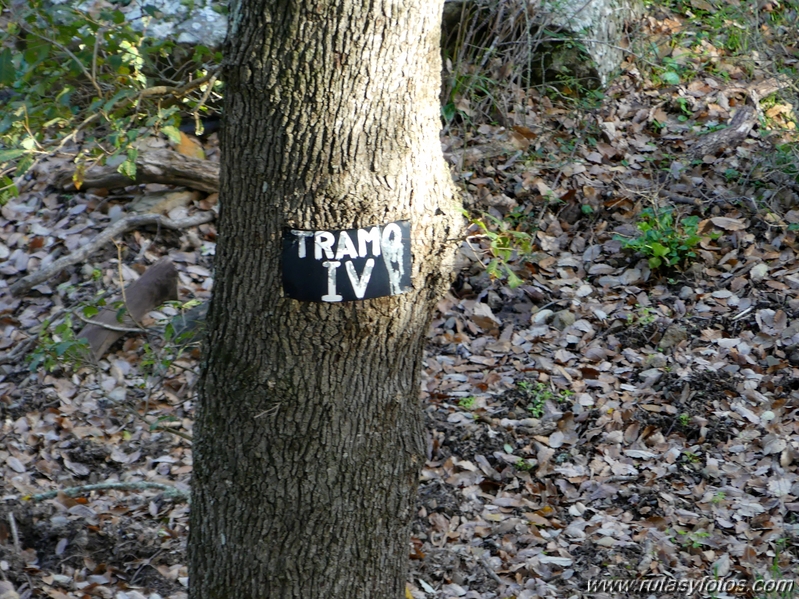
[188,1,460,599]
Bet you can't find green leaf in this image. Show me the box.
[103,88,135,113]
[650,242,669,258]
[82,305,99,318]
[0,149,28,163]
[109,54,123,72]
[118,148,138,179]
[662,71,681,85]
[506,269,523,288]
[682,215,700,228]
[15,154,34,177]
[0,175,18,204]
[29,353,44,372]
[54,341,74,357]
[161,125,182,144]
[0,48,15,86]
[648,256,662,269]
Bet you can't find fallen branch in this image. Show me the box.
[27,481,189,503]
[689,105,757,159]
[55,148,220,193]
[658,189,702,206]
[479,555,505,586]
[9,212,215,297]
[8,512,20,553]
[0,336,37,366]
[126,406,194,443]
[687,76,789,159]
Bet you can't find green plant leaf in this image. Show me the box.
[118,148,138,179]
[161,125,182,144]
[103,88,136,113]
[650,242,669,258]
[648,256,662,269]
[0,48,15,86]
[54,341,75,357]
[0,149,29,163]
[506,268,523,288]
[486,258,500,278]
[28,353,44,372]
[662,71,681,85]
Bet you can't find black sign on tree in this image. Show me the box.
[282,220,412,302]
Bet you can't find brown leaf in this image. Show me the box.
[6,456,25,473]
[509,131,531,151]
[512,125,537,140]
[710,216,747,230]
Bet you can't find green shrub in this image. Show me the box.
[614,207,713,270]
[518,381,573,418]
[0,0,222,203]
[28,315,90,372]
[467,210,535,288]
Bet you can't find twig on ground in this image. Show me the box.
[479,554,505,586]
[8,512,20,552]
[28,481,189,503]
[125,404,194,442]
[74,311,144,333]
[113,239,146,331]
[9,212,214,297]
[601,475,640,483]
[0,336,37,366]
[130,548,164,586]
[658,189,702,206]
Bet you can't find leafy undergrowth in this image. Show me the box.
[1,1,799,599]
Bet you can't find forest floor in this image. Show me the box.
[1,1,799,599]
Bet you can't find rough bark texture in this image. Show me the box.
[543,0,643,86]
[188,1,461,599]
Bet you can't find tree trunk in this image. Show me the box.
[188,1,461,598]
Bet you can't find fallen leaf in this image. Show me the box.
[710,217,746,230]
